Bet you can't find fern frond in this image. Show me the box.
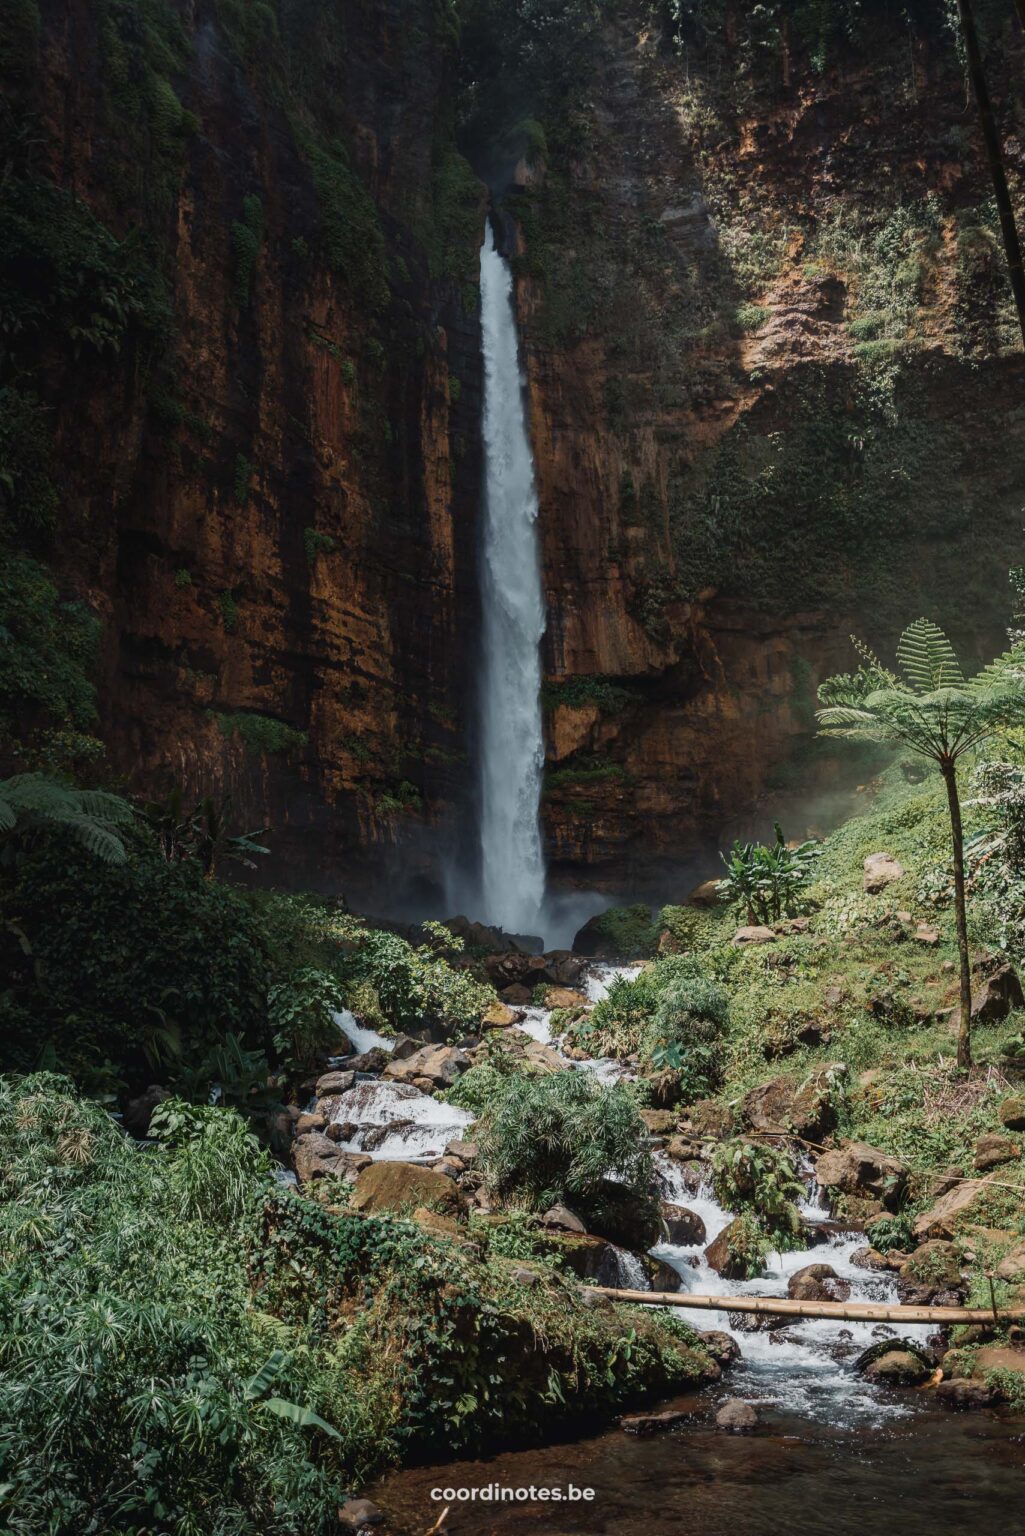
[0,796,15,833]
[896,618,964,693]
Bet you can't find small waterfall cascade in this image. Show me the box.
[476,218,547,937]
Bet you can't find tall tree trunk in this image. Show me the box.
[954,0,1025,348]
[941,758,973,1070]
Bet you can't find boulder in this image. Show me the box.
[814,1141,909,1209]
[640,1109,678,1136]
[688,879,722,908]
[999,1097,1025,1132]
[292,1133,370,1186]
[295,1110,327,1136]
[912,1177,994,1241]
[996,1238,1025,1283]
[412,1207,469,1244]
[742,1065,845,1140]
[936,1378,995,1410]
[863,853,905,893]
[732,925,776,946]
[382,1044,470,1090]
[974,1133,1021,1172]
[541,1204,588,1234]
[346,1048,391,1075]
[349,1160,465,1216]
[913,923,941,946]
[899,1240,963,1291]
[862,1349,931,1386]
[482,1001,518,1028]
[445,1138,478,1162]
[500,984,534,1005]
[661,1202,707,1246]
[665,1134,702,1162]
[971,963,1024,1023]
[545,986,590,1009]
[681,1099,735,1138]
[787,1263,850,1303]
[700,1330,742,1366]
[338,1498,384,1532]
[705,1217,762,1281]
[315,1069,356,1097]
[851,1246,904,1272]
[715,1398,759,1431]
[587,1181,662,1250]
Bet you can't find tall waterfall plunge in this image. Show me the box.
[476,220,547,937]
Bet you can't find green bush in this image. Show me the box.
[330,917,492,1033]
[711,1138,806,1249]
[475,1070,655,1234]
[1,843,274,1087]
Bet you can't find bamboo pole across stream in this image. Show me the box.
[587,1288,1024,1325]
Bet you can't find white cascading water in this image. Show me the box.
[476,219,547,937]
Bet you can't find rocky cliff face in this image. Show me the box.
[6,0,1025,908]
[501,0,1025,891]
[4,0,484,906]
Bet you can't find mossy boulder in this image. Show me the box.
[349,1159,465,1216]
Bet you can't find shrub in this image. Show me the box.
[642,974,730,1098]
[711,1138,805,1248]
[331,917,492,1033]
[718,823,820,924]
[475,1070,654,1229]
[268,966,346,1072]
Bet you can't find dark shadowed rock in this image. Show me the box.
[971,963,1024,1023]
[661,1202,707,1246]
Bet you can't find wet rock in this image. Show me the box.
[315,1068,356,1097]
[971,963,1024,1023]
[700,1330,742,1366]
[705,1217,762,1281]
[445,1138,478,1162]
[974,1133,1021,1171]
[851,1245,904,1271]
[787,1263,851,1302]
[999,1097,1025,1132]
[855,1337,932,1382]
[862,1349,931,1386]
[665,1134,703,1161]
[644,1255,685,1293]
[728,1312,788,1333]
[814,1141,909,1208]
[716,1398,759,1431]
[542,1203,587,1233]
[661,1202,706,1245]
[431,1157,463,1178]
[295,1110,327,1136]
[621,1408,693,1435]
[914,1176,997,1241]
[389,1034,425,1060]
[732,925,776,946]
[936,1378,995,1409]
[742,1064,845,1140]
[349,1160,465,1216]
[383,1044,471,1090]
[863,852,905,892]
[325,1119,357,1143]
[292,1133,370,1185]
[347,1048,391,1074]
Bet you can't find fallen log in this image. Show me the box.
[585,1287,1024,1324]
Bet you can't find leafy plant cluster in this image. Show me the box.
[717,822,821,925]
[563,955,730,1103]
[710,1137,806,1255]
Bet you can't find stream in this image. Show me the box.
[328,967,1025,1530]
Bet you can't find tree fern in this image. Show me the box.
[0,774,131,863]
[818,622,1025,1069]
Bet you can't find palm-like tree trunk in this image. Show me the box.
[940,758,973,1070]
[954,0,1025,349]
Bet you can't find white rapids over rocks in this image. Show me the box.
[332,1008,395,1057]
[325,963,930,1426]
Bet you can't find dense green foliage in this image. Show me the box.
[0,1073,714,1534]
[718,824,820,925]
[475,1069,656,1233]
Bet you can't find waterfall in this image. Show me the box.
[476,219,547,936]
